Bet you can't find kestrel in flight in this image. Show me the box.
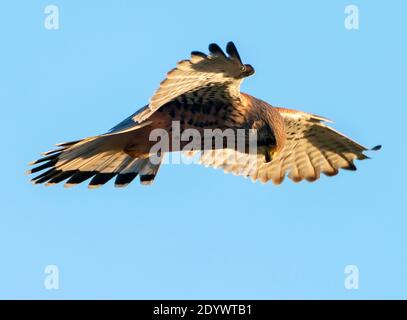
[28,42,380,188]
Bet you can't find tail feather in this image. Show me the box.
[139,156,164,185]
[65,171,96,187]
[67,153,109,172]
[88,173,116,189]
[114,158,149,188]
[28,135,163,188]
[114,172,139,188]
[33,169,67,185]
[29,153,61,165]
[46,171,77,186]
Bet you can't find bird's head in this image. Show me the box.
[253,106,287,162]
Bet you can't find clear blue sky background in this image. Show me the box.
[0,0,405,299]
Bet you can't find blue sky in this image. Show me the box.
[0,0,405,299]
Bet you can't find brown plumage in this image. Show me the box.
[27,42,380,188]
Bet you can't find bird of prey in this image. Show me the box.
[28,42,380,188]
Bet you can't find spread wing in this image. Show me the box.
[111,42,255,134]
[27,42,256,188]
[197,108,381,184]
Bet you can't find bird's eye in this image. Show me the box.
[240,65,246,72]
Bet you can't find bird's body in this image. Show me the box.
[121,93,284,155]
[28,42,380,188]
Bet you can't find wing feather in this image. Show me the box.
[133,42,254,124]
[193,108,379,184]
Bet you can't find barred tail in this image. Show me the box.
[27,135,163,188]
